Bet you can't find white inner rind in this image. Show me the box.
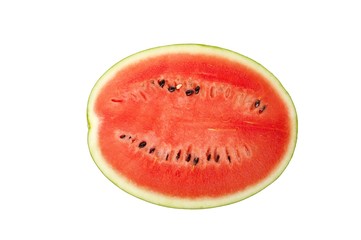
[87,44,297,209]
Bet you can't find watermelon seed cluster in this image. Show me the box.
[157,79,200,96]
[119,133,237,166]
[185,86,200,96]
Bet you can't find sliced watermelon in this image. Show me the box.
[87,44,297,208]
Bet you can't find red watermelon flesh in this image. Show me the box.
[87,44,297,208]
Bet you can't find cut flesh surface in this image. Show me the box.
[87,44,297,208]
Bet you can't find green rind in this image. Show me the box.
[87,44,298,209]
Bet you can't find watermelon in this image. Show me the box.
[87,44,297,209]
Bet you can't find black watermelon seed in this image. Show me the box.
[149,148,155,154]
[259,105,267,113]
[138,141,147,148]
[120,134,126,139]
[186,154,191,162]
[168,86,176,92]
[193,157,199,165]
[166,154,169,160]
[158,79,165,88]
[215,155,220,162]
[195,86,200,94]
[185,89,194,96]
[255,99,261,108]
[207,154,211,161]
[227,156,231,162]
[176,150,181,160]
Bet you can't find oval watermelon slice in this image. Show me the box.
[87,44,297,209]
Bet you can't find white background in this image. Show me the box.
[1,0,360,239]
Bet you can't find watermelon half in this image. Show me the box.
[87,44,297,209]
